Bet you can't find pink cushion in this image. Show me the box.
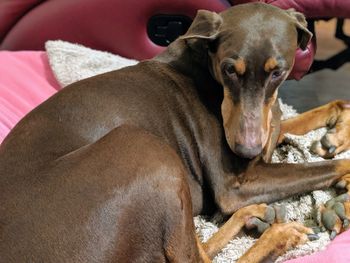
[0,51,60,143]
[285,230,350,263]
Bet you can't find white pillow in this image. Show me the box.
[45,40,138,87]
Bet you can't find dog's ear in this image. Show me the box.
[286,9,313,50]
[180,10,222,46]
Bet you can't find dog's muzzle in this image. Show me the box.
[234,143,262,159]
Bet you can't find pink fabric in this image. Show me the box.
[285,229,350,263]
[0,51,60,143]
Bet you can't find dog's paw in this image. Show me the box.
[257,222,316,257]
[335,173,350,193]
[311,101,350,158]
[320,192,350,239]
[238,204,287,234]
[237,222,317,263]
[319,174,350,239]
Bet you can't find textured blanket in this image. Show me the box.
[45,40,350,262]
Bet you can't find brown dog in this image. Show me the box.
[1,3,350,262]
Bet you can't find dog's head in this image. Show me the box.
[181,3,312,159]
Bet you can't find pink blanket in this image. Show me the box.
[0,51,60,143]
[285,230,350,263]
[0,50,349,262]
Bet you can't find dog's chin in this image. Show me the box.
[232,144,263,159]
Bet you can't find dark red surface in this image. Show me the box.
[0,0,348,79]
[265,0,350,19]
[0,0,229,60]
[0,0,43,41]
[232,0,350,18]
[289,35,316,80]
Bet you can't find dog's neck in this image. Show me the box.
[154,39,212,81]
[154,39,223,114]
[157,38,223,100]
[154,39,245,178]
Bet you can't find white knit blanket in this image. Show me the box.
[45,40,350,262]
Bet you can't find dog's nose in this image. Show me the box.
[234,143,262,159]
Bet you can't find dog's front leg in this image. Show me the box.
[201,203,313,262]
[203,159,350,261]
[237,222,314,263]
[202,203,276,259]
[279,100,350,158]
[216,159,350,215]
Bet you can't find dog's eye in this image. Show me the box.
[224,64,236,76]
[271,70,282,79]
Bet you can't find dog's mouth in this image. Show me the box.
[232,143,263,159]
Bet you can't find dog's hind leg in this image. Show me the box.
[0,124,206,263]
[80,125,206,263]
[99,126,220,263]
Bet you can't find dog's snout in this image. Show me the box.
[234,143,262,159]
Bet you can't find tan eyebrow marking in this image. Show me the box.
[234,58,246,75]
[264,57,278,72]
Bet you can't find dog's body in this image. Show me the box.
[1,3,350,263]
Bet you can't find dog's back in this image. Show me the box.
[0,60,206,176]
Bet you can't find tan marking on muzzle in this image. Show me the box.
[261,90,278,148]
[264,57,278,73]
[221,88,240,149]
[234,58,246,75]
